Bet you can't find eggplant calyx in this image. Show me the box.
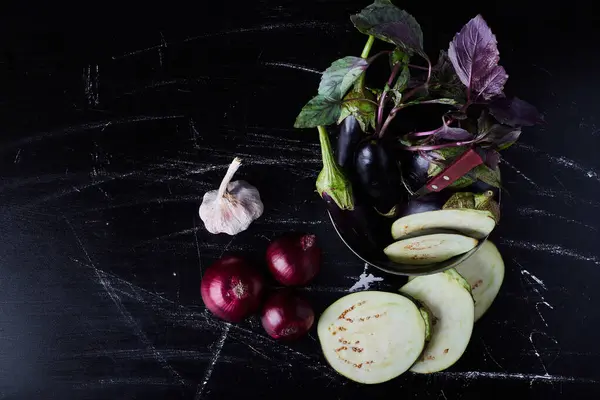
[316,126,355,210]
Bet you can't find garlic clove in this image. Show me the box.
[199,158,264,235]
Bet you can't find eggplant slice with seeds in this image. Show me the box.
[318,291,427,384]
[454,241,505,321]
[391,209,496,240]
[400,270,475,373]
[384,233,478,265]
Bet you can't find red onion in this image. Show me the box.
[261,290,314,340]
[266,233,321,286]
[201,255,265,322]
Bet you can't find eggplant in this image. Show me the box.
[400,269,475,373]
[396,192,450,218]
[335,115,362,172]
[318,291,428,384]
[391,209,496,240]
[453,240,505,321]
[316,126,389,256]
[384,233,478,265]
[355,138,408,216]
[400,152,431,194]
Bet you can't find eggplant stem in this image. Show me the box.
[361,35,376,59]
[356,36,377,90]
[218,157,242,198]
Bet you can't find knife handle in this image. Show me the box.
[424,148,484,193]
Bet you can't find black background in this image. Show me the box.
[1,1,600,399]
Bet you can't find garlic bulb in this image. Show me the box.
[199,157,264,235]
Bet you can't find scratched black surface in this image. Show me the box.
[1,1,600,399]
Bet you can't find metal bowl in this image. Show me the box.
[328,191,500,276]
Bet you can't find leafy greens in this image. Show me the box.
[294,0,542,203]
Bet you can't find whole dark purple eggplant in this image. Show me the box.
[355,138,407,216]
[400,152,430,193]
[335,115,362,172]
[396,192,451,217]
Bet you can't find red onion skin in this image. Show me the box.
[261,290,315,341]
[201,255,265,323]
[266,233,322,286]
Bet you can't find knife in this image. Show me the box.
[413,148,484,197]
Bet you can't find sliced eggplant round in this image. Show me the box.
[391,209,496,240]
[400,270,475,373]
[384,233,478,265]
[454,241,505,321]
[317,291,426,384]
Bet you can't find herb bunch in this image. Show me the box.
[295,0,542,199]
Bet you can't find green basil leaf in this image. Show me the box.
[318,56,369,100]
[294,95,342,129]
[473,164,502,188]
[351,0,424,55]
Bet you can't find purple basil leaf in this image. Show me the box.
[448,15,508,101]
[351,0,424,54]
[478,123,522,149]
[489,96,543,127]
[436,125,474,140]
[496,128,522,150]
[483,149,501,169]
[318,56,369,100]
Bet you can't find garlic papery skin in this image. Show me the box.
[199,157,264,235]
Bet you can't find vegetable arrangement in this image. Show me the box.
[198,0,539,386]
[295,0,541,268]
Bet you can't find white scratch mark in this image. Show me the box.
[502,239,600,266]
[4,115,183,151]
[260,217,324,225]
[529,332,550,376]
[113,21,342,60]
[535,302,554,327]
[195,323,230,399]
[349,264,384,292]
[261,61,322,75]
[521,269,547,290]
[193,219,203,276]
[158,32,167,67]
[439,370,596,383]
[502,159,539,187]
[219,236,236,258]
[83,64,100,106]
[517,144,600,184]
[517,207,598,231]
[296,285,349,293]
[14,149,21,163]
[481,339,505,370]
[65,220,186,388]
